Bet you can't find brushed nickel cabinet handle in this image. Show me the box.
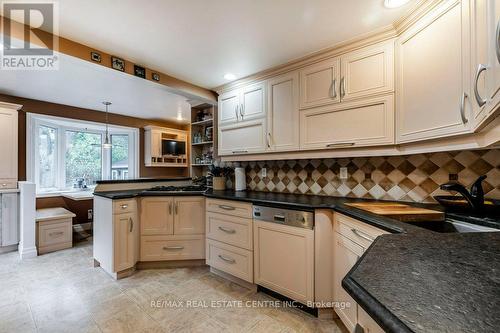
[496,19,500,64]
[474,64,488,107]
[331,78,337,98]
[163,246,184,250]
[460,92,468,124]
[218,205,235,210]
[218,254,236,264]
[49,231,64,237]
[120,204,128,209]
[174,202,178,215]
[351,228,374,242]
[1,183,7,187]
[240,103,244,119]
[129,217,133,232]
[218,226,236,234]
[267,132,272,148]
[232,150,248,154]
[340,77,345,98]
[325,142,355,148]
[168,202,172,215]
[234,105,239,121]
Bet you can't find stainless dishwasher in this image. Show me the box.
[252,205,315,304]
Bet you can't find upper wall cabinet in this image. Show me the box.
[0,103,19,189]
[396,0,472,143]
[218,82,266,127]
[299,40,394,110]
[340,41,394,101]
[471,0,500,130]
[267,71,300,152]
[218,119,267,155]
[299,57,341,109]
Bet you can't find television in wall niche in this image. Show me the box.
[162,139,186,156]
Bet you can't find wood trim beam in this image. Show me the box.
[0,16,217,103]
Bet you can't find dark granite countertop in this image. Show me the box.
[95,177,192,185]
[93,188,500,332]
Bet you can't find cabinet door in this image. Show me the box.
[396,0,471,143]
[0,108,17,181]
[491,0,500,107]
[218,119,266,156]
[254,221,314,304]
[173,196,205,235]
[140,197,174,235]
[333,232,363,332]
[113,212,135,272]
[267,71,300,151]
[1,193,19,246]
[151,131,162,158]
[300,94,395,150]
[340,41,394,102]
[240,82,266,121]
[219,89,240,125]
[299,57,341,109]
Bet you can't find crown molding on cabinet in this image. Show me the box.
[0,102,23,110]
[214,0,443,94]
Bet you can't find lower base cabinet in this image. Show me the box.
[206,238,253,282]
[113,211,137,272]
[253,220,314,304]
[141,235,205,261]
[358,307,385,333]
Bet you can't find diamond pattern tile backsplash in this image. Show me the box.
[223,149,499,203]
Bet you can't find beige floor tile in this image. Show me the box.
[97,307,162,333]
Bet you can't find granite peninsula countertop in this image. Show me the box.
[93,188,500,332]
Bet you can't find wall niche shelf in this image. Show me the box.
[190,104,216,180]
[144,126,188,168]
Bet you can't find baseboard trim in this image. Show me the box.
[0,244,18,254]
[18,245,37,259]
[136,259,206,270]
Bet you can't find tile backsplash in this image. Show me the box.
[225,149,499,203]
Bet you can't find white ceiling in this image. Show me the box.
[50,0,413,88]
[0,51,193,123]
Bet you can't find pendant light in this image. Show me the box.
[102,101,112,149]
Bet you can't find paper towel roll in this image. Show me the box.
[234,167,246,191]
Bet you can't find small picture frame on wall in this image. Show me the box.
[134,65,146,79]
[111,56,125,72]
[90,51,101,63]
[152,72,160,82]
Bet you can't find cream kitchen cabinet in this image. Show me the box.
[254,220,314,304]
[1,193,19,247]
[299,57,341,109]
[140,197,174,235]
[113,212,137,272]
[0,103,19,189]
[218,81,266,127]
[358,308,385,333]
[333,213,388,332]
[340,40,394,102]
[471,0,500,130]
[396,0,472,143]
[300,94,395,150]
[299,40,394,110]
[218,119,267,155]
[267,71,300,151]
[173,196,205,235]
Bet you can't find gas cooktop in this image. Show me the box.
[142,185,207,194]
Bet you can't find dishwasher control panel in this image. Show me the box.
[253,205,314,230]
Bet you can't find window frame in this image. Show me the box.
[27,113,139,195]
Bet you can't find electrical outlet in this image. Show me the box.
[261,168,267,178]
[339,167,348,180]
[88,209,93,220]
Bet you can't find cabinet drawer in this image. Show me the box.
[113,199,136,214]
[206,239,253,283]
[140,235,205,261]
[0,179,17,189]
[206,212,252,250]
[37,219,72,254]
[206,199,253,218]
[334,213,387,249]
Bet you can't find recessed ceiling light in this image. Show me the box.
[384,0,410,8]
[224,73,236,81]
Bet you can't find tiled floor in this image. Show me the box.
[0,242,346,333]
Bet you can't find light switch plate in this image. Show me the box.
[340,167,348,180]
[261,168,267,178]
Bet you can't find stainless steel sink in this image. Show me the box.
[407,218,500,233]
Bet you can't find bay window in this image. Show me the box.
[27,114,139,194]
